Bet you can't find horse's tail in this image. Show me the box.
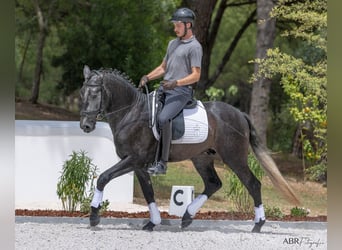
[243,113,300,206]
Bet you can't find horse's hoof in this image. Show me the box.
[181,210,193,229]
[252,219,265,233]
[142,221,155,231]
[89,206,101,227]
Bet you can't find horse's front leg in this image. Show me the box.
[135,168,161,231]
[90,156,135,227]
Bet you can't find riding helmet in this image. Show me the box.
[170,8,196,25]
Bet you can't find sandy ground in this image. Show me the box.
[15,201,159,213]
[15,217,326,250]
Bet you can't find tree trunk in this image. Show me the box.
[207,9,256,89]
[184,0,256,99]
[184,0,218,97]
[249,0,276,145]
[18,31,32,84]
[30,30,46,104]
[30,0,48,104]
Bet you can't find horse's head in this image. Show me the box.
[80,65,104,133]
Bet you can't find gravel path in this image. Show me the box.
[15,217,327,250]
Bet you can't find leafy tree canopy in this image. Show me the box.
[53,0,178,95]
[251,0,327,181]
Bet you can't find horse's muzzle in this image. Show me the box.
[80,116,96,133]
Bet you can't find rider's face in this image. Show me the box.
[173,21,187,37]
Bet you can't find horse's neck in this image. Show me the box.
[104,78,146,123]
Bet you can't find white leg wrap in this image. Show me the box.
[187,194,208,216]
[90,188,103,208]
[148,202,161,225]
[254,204,265,223]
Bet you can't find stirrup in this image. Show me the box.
[147,161,167,175]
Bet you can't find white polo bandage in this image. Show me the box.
[148,202,161,225]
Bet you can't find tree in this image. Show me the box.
[251,0,327,181]
[53,0,178,95]
[249,0,276,145]
[183,0,257,99]
[16,0,64,104]
[30,0,57,104]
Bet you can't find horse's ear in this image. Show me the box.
[83,65,91,79]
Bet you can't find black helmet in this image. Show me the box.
[170,8,195,25]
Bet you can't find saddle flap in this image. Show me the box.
[172,111,185,140]
[150,91,208,144]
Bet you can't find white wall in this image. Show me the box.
[15,120,134,210]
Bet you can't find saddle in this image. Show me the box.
[149,90,208,144]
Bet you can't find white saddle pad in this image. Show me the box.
[151,91,209,144]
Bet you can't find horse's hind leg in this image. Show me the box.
[135,168,161,231]
[181,155,222,228]
[231,165,265,232]
[221,153,265,232]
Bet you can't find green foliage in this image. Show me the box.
[15,0,179,102]
[268,104,297,152]
[224,153,264,213]
[264,205,284,219]
[205,86,225,101]
[271,0,327,53]
[305,163,327,183]
[290,207,310,217]
[15,1,68,104]
[80,196,110,214]
[251,0,327,181]
[53,0,177,95]
[210,4,256,108]
[56,150,99,212]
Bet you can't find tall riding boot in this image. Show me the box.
[148,122,172,175]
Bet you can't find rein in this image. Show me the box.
[81,70,150,122]
[144,84,153,128]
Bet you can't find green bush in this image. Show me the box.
[57,150,99,212]
[290,207,310,217]
[224,153,264,213]
[305,163,327,183]
[264,205,284,219]
[268,105,297,152]
[80,196,110,214]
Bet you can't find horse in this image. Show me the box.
[79,65,300,233]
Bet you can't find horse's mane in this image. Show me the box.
[95,68,136,89]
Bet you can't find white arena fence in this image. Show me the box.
[15,120,133,210]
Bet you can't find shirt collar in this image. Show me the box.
[180,35,195,43]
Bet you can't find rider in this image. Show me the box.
[139,7,203,175]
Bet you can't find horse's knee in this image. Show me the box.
[97,173,110,191]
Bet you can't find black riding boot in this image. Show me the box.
[148,122,172,175]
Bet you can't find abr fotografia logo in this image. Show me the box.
[283,237,324,248]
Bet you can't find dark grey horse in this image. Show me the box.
[80,65,299,232]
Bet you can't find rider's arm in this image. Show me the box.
[146,60,166,81]
[175,67,201,86]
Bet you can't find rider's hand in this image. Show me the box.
[139,75,149,88]
[162,80,177,90]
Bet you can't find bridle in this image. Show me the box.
[80,70,145,121]
[80,71,105,120]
